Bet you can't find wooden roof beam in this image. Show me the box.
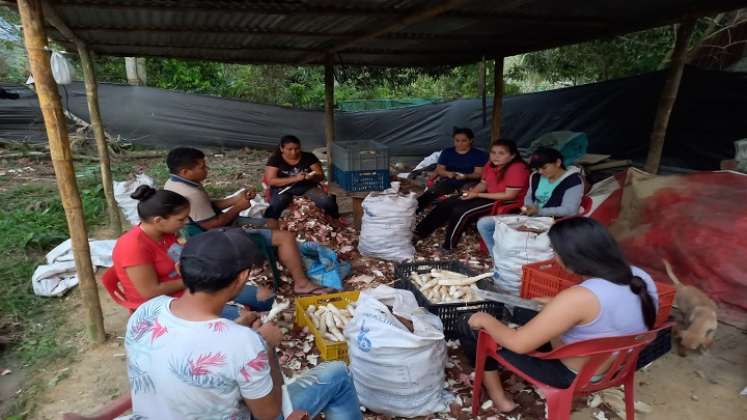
[51,1,614,23]
[77,42,507,57]
[301,0,473,64]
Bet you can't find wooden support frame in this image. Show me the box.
[302,0,470,63]
[491,57,505,143]
[17,0,106,343]
[644,20,696,174]
[324,56,335,177]
[42,1,122,234]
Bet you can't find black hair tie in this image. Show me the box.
[629,276,646,294]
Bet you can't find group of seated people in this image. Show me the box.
[413,127,584,252]
[115,141,360,419]
[112,132,660,418]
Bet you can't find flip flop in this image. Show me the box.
[294,285,333,296]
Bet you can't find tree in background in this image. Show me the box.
[506,22,716,88]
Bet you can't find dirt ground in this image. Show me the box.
[22,286,747,420]
[1,148,745,419]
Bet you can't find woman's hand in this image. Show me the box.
[455,172,466,180]
[468,311,495,330]
[522,205,539,216]
[294,173,307,183]
[461,190,480,200]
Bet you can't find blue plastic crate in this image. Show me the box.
[332,140,389,171]
[333,166,389,192]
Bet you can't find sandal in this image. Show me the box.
[294,285,333,296]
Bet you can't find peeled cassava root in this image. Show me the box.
[410,269,492,303]
[305,302,356,342]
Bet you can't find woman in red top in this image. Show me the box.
[112,186,274,318]
[414,140,530,251]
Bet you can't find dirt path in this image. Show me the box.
[31,280,130,420]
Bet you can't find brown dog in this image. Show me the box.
[662,259,718,355]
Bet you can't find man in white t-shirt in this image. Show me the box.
[163,147,331,296]
[125,228,362,420]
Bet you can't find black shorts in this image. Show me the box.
[457,316,576,389]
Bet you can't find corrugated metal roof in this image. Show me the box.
[18,0,747,66]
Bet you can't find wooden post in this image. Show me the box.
[479,58,486,128]
[324,55,335,176]
[78,46,122,234]
[644,20,696,174]
[41,1,121,233]
[491,57,505,143]
[17,0,106,343]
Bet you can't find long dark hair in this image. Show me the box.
[131,185,189,221]
[548,217,657,330]
[491,139,528,180]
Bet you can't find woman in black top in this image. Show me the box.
[263,135,339,229]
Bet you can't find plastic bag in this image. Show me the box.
[32,239,116,297]
[113,174,154,225]
[358,185,417,262]
[491,215,555,295]
[344,286,454,417]
[50,52,72,85]
[298,241,350,290]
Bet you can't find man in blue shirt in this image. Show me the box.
[417,127,488,212]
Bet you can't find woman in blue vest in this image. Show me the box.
[477,147,584,252]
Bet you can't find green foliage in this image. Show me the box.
[0,166,107,365]
[0,7,27,83]
[506,23,710,87]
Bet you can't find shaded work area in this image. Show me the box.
[2,66,747,170]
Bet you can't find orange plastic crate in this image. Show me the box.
[521,260,676,327]
[294,290,359,363]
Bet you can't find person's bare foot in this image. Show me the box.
[494,396,517,413]
[293,282,333,296]
[487,390,517,413]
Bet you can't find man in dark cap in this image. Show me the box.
[124,228,362,420]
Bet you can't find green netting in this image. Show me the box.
[337,98,436,112]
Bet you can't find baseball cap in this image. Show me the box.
[180,228,265,281]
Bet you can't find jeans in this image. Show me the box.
[264,183,338,219]
[220,284,275,319]
[477,216,497,252]
[285,361,362,420]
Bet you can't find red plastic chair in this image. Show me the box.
[63,394,310,420]
[100,268,139,314]
[471,323,672,419]
[579,195,593,216]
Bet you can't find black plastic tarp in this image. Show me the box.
[2,67,746,169]
[0,83,48,143]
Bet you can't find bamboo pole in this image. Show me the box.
[324,55,335,176]
[17,0,106,343]
[479,58,486,128]
[491,57,505,143]
[644,20,696,174]
[79,46,122,234]
[41,1,122,233]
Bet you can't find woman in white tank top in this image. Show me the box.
[459,217,659,413]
